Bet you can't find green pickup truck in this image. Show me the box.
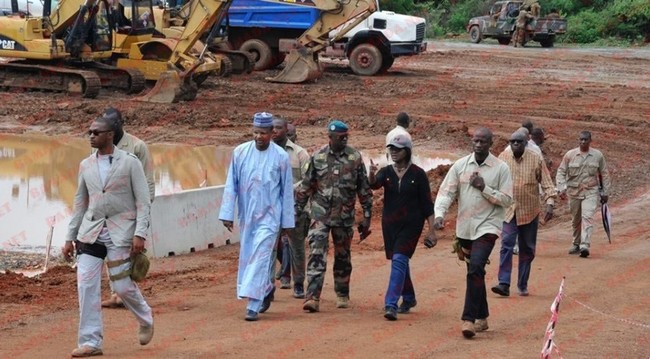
[466,1,567,48]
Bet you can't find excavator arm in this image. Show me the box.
[135,0,236,103]
[264,0,377,83]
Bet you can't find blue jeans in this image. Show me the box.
[276,236,291,281]
[497,216,539,291]
[384,253,415,309]
[459,234,497,322]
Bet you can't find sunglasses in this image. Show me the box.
[509,139,524,144]
[88,129,112,136]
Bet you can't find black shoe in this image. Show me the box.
[491,283,510,297]
[568,245,580,255]
[293,284,305,299]
[259,287,275,313]
[280,278,291,289]
[579,248,590,258]
[384,307,397,321]
[244,310,258,321]
[397,300,417,314]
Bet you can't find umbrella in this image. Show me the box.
[601,203,612,244]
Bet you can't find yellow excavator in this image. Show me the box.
[152,0,378,83]
[152,1,255,76]
[264,0,377,83]
[117,0,243,102]
[0,0,148,97]
[0,0,235,101]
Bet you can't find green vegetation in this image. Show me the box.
[380,0,650,44]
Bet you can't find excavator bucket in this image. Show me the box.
[265,48,321,84]
[136,70,198,103]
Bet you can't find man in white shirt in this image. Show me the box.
[385,112,412,161]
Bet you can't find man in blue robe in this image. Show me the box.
[219,112,295,321]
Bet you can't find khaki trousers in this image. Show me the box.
[569,193,599,249]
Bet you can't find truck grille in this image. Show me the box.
[416,23,425,42]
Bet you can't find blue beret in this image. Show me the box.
[253,112,273,128]
[328,120,348,133]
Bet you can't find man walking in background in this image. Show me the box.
[491,130,556,298]
[385,112,412,161]
[272,116,311,298]
[101,107,155,309]
[556,131,610,258]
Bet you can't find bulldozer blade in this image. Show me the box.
[265,49,321,84]
[135,71,197,103]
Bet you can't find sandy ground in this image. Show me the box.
[1,41,650,358]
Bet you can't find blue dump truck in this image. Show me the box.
[224,0,427,76]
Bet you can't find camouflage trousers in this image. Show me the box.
[305,220,354,301]
[513,27,526,47]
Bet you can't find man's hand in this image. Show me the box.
[369,158,378,175]
[62,241,75,262]
[469,172,485,191]
[433,217,445,230]
[600,195,609,204]
[543,204,554,223]
[222,220,233,232]
[131,236,145,255]
[423,232,437,249]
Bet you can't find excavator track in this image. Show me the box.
[76,62,147,94]
[209,48,255,75]
[0,62,101,98]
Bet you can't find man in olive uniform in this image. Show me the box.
[272,116,311,298]
[556,131,611,258]
[296,120,373,312]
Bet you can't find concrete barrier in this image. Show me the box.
[148,185,239,258]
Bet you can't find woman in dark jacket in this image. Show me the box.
[369,133,437,320]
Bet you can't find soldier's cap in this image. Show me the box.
[253,112,273,128]
[328,120,348,134]
[387,134,412,149]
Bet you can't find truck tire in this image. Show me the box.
[539,38,554,48]
[240,39,273,71]
[469,26,482,44]
[349,44,383,76]
[379,55,394,73]
[498,38,511,45]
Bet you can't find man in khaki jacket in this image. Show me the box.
[100,108,155,308]
[556,131,611,258]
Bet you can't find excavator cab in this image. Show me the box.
[118,0,156,34]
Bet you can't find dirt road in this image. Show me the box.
[1,42,650,358]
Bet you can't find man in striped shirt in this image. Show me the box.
[491,131,556,298]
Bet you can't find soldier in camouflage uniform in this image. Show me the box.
[513,9,534,47]
[296,120,373,312]
[522,0,541,18]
